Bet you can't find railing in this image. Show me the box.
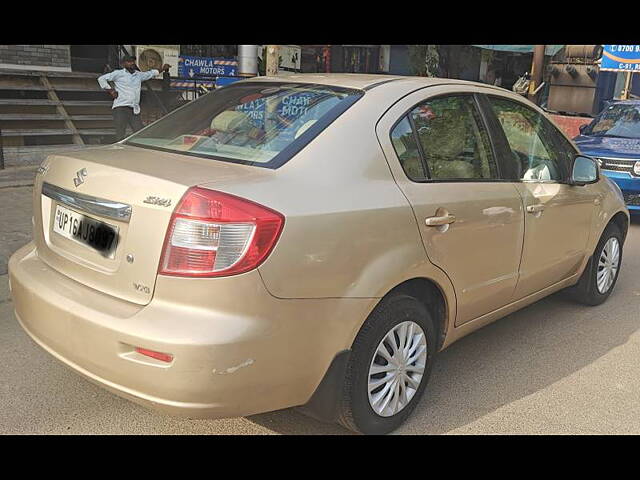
[170,73,241,101]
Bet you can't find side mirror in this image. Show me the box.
[570,155,599,186]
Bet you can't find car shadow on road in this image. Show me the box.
[247,246,640,434]
[248,409,354,435]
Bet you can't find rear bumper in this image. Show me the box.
[8,242,374,418]
[602,170,640,212]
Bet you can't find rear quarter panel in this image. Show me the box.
[201,84,458,309]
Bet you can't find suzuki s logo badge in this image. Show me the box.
[73,168,87,187]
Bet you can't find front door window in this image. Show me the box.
[489,97,568,182]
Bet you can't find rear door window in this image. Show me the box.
[397,95,498,181]
[390,116,427,180]
[390,95,499,181]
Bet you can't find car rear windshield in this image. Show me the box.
[585,103,640,139]
[125,82,363,168]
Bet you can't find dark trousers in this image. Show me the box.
[113,106,144,141]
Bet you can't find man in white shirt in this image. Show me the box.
[98,55,170,141]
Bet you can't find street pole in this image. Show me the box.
[528,44,546,104]
[266,45,279,76]
[621,71,633,100]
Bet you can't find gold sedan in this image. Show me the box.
[9,74,628,434]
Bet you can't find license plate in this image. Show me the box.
[53,204,119,258]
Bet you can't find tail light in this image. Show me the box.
[158,187,284,277]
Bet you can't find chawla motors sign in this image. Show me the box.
[178,56,238,78]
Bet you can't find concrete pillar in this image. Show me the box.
[266,45,279,76]
[238,45,258,77]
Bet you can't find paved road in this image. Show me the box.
[2,185,640,434]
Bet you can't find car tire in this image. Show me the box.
[337,293,437,434]
[569,222,623,306]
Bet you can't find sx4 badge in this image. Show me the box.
[143,196,172,207]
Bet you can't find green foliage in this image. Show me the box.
[425,45,439,77]
[408,45,428,76]
[407,45,442,77]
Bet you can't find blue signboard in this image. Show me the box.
[601,45,640,72]
[178,56,238,78]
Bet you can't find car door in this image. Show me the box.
[377,87,525,327]
[482,94,599,300]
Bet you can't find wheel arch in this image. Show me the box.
[382,277,449,352]
[298,276,450,424]
[591,209,629,258]
[609,210,629,243]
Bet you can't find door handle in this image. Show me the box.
[526,204,545,214]
[425,214,456,227]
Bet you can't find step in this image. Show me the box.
[0,113,64,121]
[0,113,112,123]
[1,144,92,167]
[0,99,58,106]
[80,128,115,135]
[1,128,115,137]
[51,85,104,92]
[0,84,47,91]
[70,114,113,120]
[62,100,113,107]
[0,69,100,78]
[0,83,163,92]
[0,165,39,188]
[0,114,115,121]
[0,99,113,107]
[0,83,108,92]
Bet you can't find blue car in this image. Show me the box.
[574,100,640,214]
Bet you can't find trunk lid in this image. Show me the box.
[33,144,270,305]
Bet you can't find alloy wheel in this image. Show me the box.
[367,321,427,417]
[597,237,620,294]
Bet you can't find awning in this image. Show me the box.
[472,45,565,56]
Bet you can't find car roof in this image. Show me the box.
[239,73,508,94]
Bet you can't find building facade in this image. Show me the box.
[0,45,72,72]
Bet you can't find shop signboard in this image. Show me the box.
[178,56,238,78]
[601,45,640,72]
